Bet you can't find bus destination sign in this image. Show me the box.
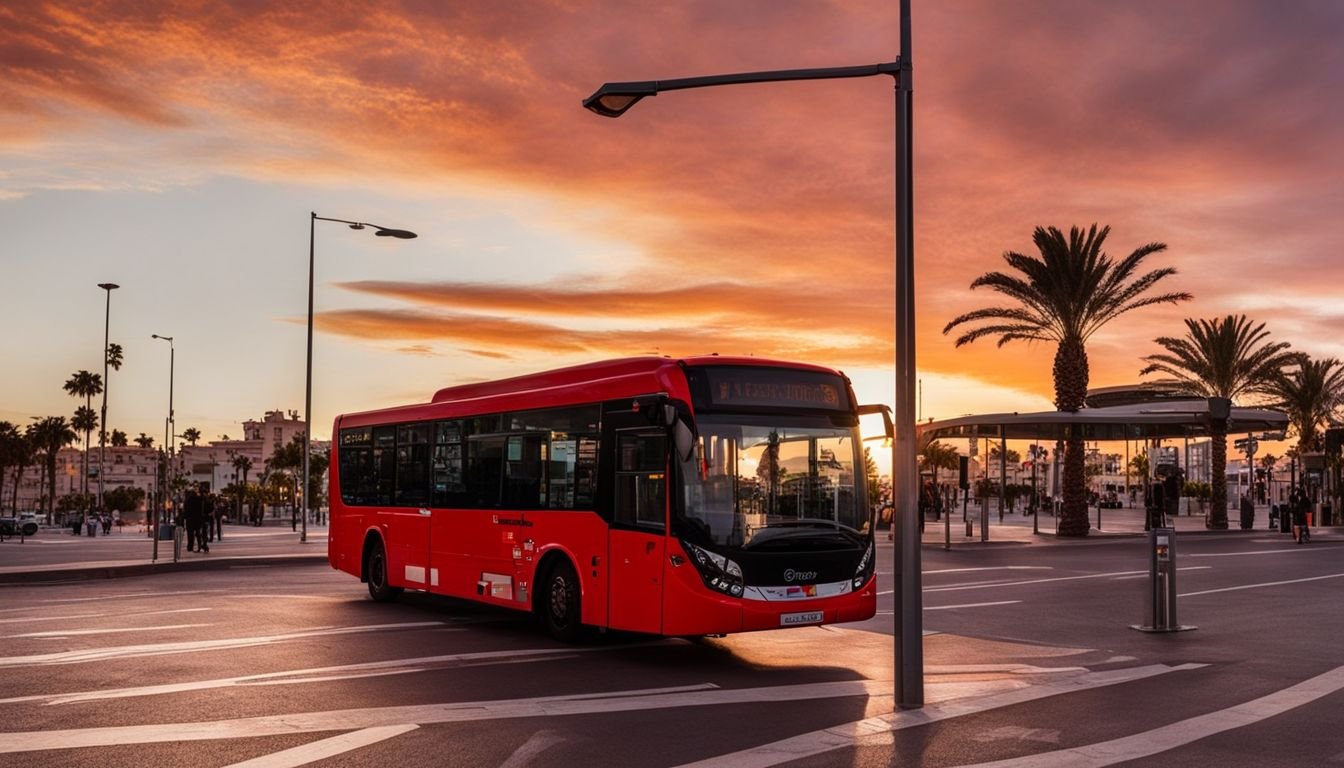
[695,367,850,412]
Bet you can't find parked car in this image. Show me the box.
[0,514,39,537]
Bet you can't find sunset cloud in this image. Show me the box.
[4,0,1342,429]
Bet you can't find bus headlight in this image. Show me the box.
[852,542,874,590]
[681,540,745,596]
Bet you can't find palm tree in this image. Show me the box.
[181,427,202,446]
[70,407,99,513]
[1259,357,1344,456]
[943,224,1191,536]
[7,430,35,514]
[233,453,254,519]
[0,421,21,511]
[1139,315,1299,528]
[110,429,128,447]
[919,440,960,491]
[29,417,77,520]
[64,370,103,508]
[134,433,155,449]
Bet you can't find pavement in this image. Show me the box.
[0,518,329,584]
[914,500,1334,547]
[0,504,1332,584]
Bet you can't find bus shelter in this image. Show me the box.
[916,398,1289,537]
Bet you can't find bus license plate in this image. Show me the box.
[780,611,824,627]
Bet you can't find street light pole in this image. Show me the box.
[96,283,118,513]
[584,0,920,708]
[305,213,417,543]
[151,334,174,562]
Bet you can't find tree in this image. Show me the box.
[863,447,881,508]
[1139,315,1299,528]
[267,436,305,510]
[134,433,155,449]
[0,421,22,511]
[70,406,99,513]
[1259,357,1344,456]
[919,440,960,492]
[943,224,1190,536]
[111,429,128,447]
[104,486,146,516]
[5,429,35,513]
[64,370,103,510]
[181,427,202,446]
[28,416,76,520]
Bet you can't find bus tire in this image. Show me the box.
[366,538,402,603]
[541,559,583,641]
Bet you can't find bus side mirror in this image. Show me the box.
[664,404,696,463]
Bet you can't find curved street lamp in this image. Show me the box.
[304,213,418,543]
[583,0,919,708]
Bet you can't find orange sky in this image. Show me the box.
[3,1,1342,443]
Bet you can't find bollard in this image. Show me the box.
[1131,528,1196,633]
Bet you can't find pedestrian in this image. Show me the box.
[183,484,206,552]
[212,494,224,541]
[1293,490,1311,544]
[1239,491,1254,530]
[86,509,99,537]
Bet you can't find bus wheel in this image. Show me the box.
[542,560,582,641]
[366,540,402,603]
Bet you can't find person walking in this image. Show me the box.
[1239,492,1255,530]
[1292,489,1312,544]
[212,493,224,541]
[183,484,205,552]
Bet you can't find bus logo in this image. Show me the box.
[783,568,817,583]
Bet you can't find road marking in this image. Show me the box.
[7,623,212,638]
[926,567,1209,593]
[954,664,1344,767]
[0,681,777,753]
[0,622,446,668]
[0,644,673,706]
[924,601,1021,611]
[499,729,569,768]
[1180,572,1344,597]
[1189,547,1339,557]
[1113,568,1210,581]
[222,725,419,768]
[0,613,107,625]
[670,663,1203,768]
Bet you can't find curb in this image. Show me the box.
[0,554,328,586]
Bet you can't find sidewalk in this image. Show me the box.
[910,502,1336,547]
[0,519,329,585]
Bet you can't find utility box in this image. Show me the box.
[1132,528,1196,633]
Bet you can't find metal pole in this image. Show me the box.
[998,430,1007,522]
[302,213,315,544]
[893,0,922,710]
[97,285,115,512]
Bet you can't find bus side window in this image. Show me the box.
[614,432,666,529]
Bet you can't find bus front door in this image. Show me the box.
[606,427,668,634]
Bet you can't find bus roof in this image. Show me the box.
[333,356,848,428]
[429,355,842,405]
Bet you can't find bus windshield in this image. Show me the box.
[677,415,867,550]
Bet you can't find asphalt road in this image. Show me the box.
[1,531,1342,767]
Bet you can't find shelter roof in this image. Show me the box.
[918,399,1288,442]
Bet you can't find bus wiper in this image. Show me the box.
[742,521,862,550]
[773,518,864,538]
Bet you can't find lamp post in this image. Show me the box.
[96,283,119,513]
[305,213,417,543]
[151,334,174,562]
[584,0,919,707]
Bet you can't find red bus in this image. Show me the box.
[327,356,877,639]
